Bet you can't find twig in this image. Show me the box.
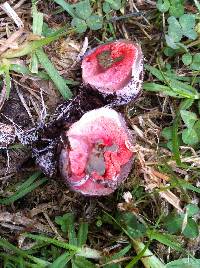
[0,1,24,28]
[15,82,35,125]
[0,28,24,55]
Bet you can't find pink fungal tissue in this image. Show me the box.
[82,39,143,104]
[60,107,134,196]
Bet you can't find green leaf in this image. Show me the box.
[55,213,75,233]
[105,0,122,10]
[171,178,200,194]
[77,222,88,247]
[36,48,73,99]
[190,53,200,70]
[164,213,199,239]
[165,34,179,49]
[104,244,131,264]
[69,224,77,246]
[143,79,199,99]
[32,4,43,35]
[156,0,170,13]
[144,65,165,81]
[147,231,183,251]
[164,47,176,56]
[161,127,173,140]
[71,17,87,33]
[167,79,199,99]
[75,0,92,20]
[167,16,182,42]
[0,237,50,266]
[4,64,11,99]
[0,172,47,205]
[143,82,185,98]
[42,22,56,36]
[25,233,79,251]
[182,128,199,145]
[30,52,39,74]
[72,256,95,268]
[182,53,192,66]
[10,63,49,79]
[118,212,146,239]
[194,120,200,137]
[166,258,200,268]
[31,2,44,74]
[172,99,194,165]
[185,204,200,217]
[182,218,199,238]
[103,2,111,13]
[169,1,184,17]
[180,110,197,129]
[2,28,67,58]
[53,0,75,17]
[179,14,197,40]
[164,214,183,234]
[86,14,103,30]
[126,240,165,268]
[50,252,72,268]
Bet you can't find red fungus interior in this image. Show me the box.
[82,41,137,92]
[65,116,133,192]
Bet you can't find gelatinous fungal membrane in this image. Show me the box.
[81,39,143,105]
[59,107,134,196]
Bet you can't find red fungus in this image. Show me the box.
[59,107,134,196]
[82,40,143,105]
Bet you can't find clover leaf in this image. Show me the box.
[86,14,103,30]
[179,14,197,40]
[164,209,199,239]
[71,17,87,33]
[74,0,92,20]
[157,0,170,13]
[166,14,197,49]
[190,53,200,70]
[182,53,192,66]
[105,0,122,11]
[169,0,184,17]
[157,0,184,17]
[180,110,200,145]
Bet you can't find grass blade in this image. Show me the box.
[125,240,165,268]
[172,99,194,165]
[25,233,79,251]
[53,0,75,17]
[147,231,183,251]
[0,172,46,205]
[50,252,73,268]
[77,222,88,247]
[0,238,50,266]
[10,63,49,79]
[30,1,44,73]
[68,223,77,246]
[4,64,11,99]
[1,28,71,58]
[36,48,72,99]
[16,171,42,191]
[32,4,43,35]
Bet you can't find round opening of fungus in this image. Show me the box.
[82,40,143,105]
[60,107,134,196]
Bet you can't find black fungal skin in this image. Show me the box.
[31,89,105,177]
